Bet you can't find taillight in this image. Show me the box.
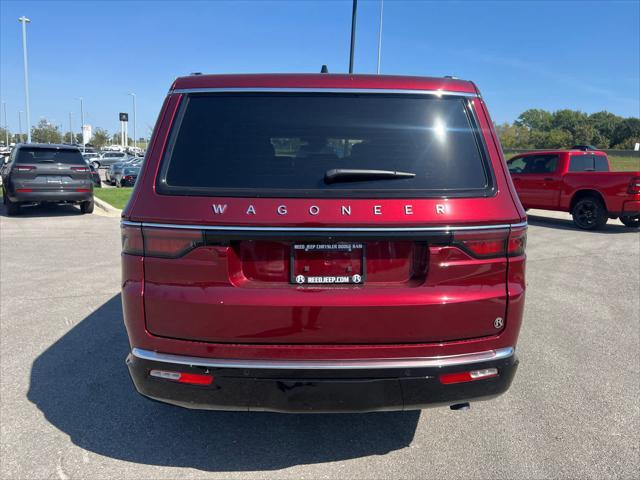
[143,227,204,258]
[453,228,509,258]
[15,165,35,172]
[121,225,204,258]
[454,226,526,259]
[628,176,640,195]
[71,166,90,172]
[507,226,527,257]
[121,225,144,255]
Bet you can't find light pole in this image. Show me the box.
[129,93,136,151]
[78,97,85,151]
[377,0,384,74]
[2,102,7,146]
[349,0,358,74]
[18,111,23,143]
[18,16,32,143]
[69,112,74,144]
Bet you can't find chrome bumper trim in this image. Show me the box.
[121,220,527,233]
[131,347,515,370]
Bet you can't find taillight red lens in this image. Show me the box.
[454,226,526,259]
[628,176,640,195]
[142,227,204,258]
[507,226,527,257]
[121,225,144,255]
[453,228,509,258]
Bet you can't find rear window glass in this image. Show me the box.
[593,155,609,172]
[158,94,493,198]
[570,154,609,172]
[16,148,84,165]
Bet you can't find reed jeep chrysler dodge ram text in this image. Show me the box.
[121,74,527,412]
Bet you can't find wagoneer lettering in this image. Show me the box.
[122,73,527,412]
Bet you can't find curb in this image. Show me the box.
[94,196,122,215]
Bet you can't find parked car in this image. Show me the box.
[116,165,140,187]
[91,151,129,169]
[1,143,93,215]
[121,73,527,413]
[89,162,102,188]
[507,150,640,229]
[105,158,137,185]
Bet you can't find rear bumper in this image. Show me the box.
[9,189,92,203]
[126,347,518,413]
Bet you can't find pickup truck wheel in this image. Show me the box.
[572,197,608,230]
[620,216,639,228]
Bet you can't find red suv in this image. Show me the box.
[122,74,527,412]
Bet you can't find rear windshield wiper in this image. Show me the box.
[324,168,416,184]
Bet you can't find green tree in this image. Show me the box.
[589,111,622,142]
[0,127,10,146]
[515,109,553,131]
[496,122,532,149]
[31,119,62,144]
[530,129,572,149]
[551,109,588,136]
[92,127,110,149]
[611,118,640,148]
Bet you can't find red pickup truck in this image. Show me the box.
[507,150,640,229]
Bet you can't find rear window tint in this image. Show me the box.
[158,94,493,198]
[16,148,85,165]
[570,154,608,172]
[593,155,609,172]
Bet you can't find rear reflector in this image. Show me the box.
[76,188,91,192]
[439,368,498,385]
[15,166,35,171]
[15,188,33,192]
[149,369,213,385]
[71,166,90,172]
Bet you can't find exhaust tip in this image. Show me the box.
[450,402,471,411]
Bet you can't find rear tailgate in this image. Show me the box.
[127,91,524,345]
[11,147,91,191]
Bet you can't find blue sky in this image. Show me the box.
[1,0,638,139]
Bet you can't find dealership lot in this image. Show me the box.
[0,206,638,479]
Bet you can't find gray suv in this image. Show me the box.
[1,144,94,216]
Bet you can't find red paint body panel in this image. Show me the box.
[171,73,478,94]
[508,150,640,215]
[122,74,526,364]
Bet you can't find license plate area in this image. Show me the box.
[290,243,365,285]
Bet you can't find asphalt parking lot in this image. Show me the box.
[0,204,638,479]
